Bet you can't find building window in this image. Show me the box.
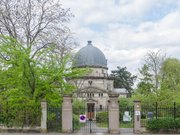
[88,93,94,97]
[107,84,111,90]
[100,105,102,110]
[102,69,104,73]
[99,93,103,97]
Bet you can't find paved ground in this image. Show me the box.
[74,120,108,133]
[0,133,178,135]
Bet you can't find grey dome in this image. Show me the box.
[74,41,107,68]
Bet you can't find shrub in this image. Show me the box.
[146,118,180,131]
[175,118,180,129]
[96,112,108,123]
[73,114,84,130]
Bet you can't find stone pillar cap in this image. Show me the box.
[134,100,141,103]
[63,94,72,97]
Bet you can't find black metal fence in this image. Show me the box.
[119,106,134,128]
[0,102,41,127]
[141,102,180,127]
[73,107,109,133]
[47,107,62,132]
[0,105,3,125]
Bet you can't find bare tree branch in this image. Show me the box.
[0,0,76,61]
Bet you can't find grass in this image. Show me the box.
[96,122,108,128]
[97,121,134,128]
[120,122,134,128]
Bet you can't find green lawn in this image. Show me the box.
[120,122,134,128]
[96,122,108,128]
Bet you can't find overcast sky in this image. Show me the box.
[61,0,180,75]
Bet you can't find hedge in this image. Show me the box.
[96,112,108,123]
[146,118,180,131]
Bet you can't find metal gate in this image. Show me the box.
[119,106,134,133]
[47,107,62,132]
[73,107,109,133]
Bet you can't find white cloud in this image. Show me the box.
[61,0,180,75]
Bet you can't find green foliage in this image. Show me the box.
[131,93,157,106]
[72,99,86,115]
[111,66,137,97]
[0,35,88,101]
[96,112,108,123]
[0,35,88,126]
[119,97,133,107]
[135,57,180,106]
[146,118,180,131]
[73,114,84,130]
[137,64,154,95]
[161,58,180,92]
[0,94,41,127]
[119,98,134,128]
[73,99,85,108]
[72,100,86,130]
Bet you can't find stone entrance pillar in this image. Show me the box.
[108,93,120,134]
[41,101,47,133]
[62,94,72,133]
[134,100,141,133]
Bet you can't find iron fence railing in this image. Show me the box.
[72,107,108,133]
[0,102,41,127]
[141,102,180,127]
[119,106,134,128]
[47,107,62,132]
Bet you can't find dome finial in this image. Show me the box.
[87,41,92,45]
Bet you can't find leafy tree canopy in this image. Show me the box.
[0,35,88,107]
[111,66,137,97]
[136,64,154,95]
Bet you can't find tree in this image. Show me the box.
[0,0,82,101]
[145,50,165,91]
[0,35,87,103]
[111,66,137,97]
[136,64,154,95]
[0,0,75,61]
[160,58,180,92]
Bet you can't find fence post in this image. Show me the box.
[62,94,73,133]
[134,100,141,133]
[108,93,120,134]
[174,102,176,120]
[156,102,158,119]
[41,101,47,133]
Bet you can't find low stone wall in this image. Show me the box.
[142,128,180,134]
[156,129,180,134]
[0,125,41,133]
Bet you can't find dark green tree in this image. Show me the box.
[136,64,154,95]
[111,66,136,97]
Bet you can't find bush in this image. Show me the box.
[0,98,41,127]
[72,99,85,115]
[96,112,108,123]
[73,114,84,130]
[175,118,180,129]
[146,118,180,131]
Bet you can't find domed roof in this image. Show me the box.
[74,41,107,68]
